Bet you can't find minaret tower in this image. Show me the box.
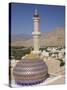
[32,9,41,54]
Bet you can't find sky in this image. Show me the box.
[10,3,65,35]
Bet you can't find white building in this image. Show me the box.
[41,50,49,58]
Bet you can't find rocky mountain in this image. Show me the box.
[11,34,31,42]
[11,28,65,47]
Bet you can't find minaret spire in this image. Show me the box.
[35,8,38,15]
[34,8,39,17]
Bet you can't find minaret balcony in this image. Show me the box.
[32,32,41,36]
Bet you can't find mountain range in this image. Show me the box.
[11,28,65,47]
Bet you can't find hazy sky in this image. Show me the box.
[10,3,65,35]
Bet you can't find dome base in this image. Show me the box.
[15,74,49,86]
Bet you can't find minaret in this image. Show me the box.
[32,9,41,54]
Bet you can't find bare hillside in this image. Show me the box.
[11,28,65,47]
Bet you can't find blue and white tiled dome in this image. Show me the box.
[13,56,49,85]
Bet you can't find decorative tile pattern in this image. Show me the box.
[13,58,48,85]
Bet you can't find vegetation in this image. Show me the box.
[58,59,65,67]
[10,46,31,60]
[39,47,48,51]
[60,61,65,67]
[49,53,52,57]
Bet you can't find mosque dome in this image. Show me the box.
[13,54,49,86]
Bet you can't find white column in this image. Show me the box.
[31,9,41,54]
[33,34,40,51]
[32,31,41,54]
[33,17,39,32]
